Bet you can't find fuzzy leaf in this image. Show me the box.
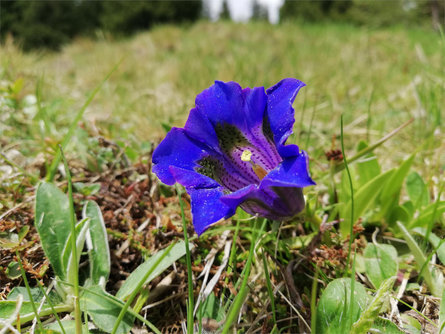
[397,221,444,297]
[406,172,429,208]
[83,200,110,287]
[116,240,193,301]
[351,276,396,334]
[355,141,381,187]
[35,182,71,280]
[364,243,398,289]
[341,168,394,236]
[316,278,370,333]
[80,285,133,334]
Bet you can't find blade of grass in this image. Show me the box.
[47,59,122,181]
[262,252,276,326]
[0,152,38,183]
[59,145,82,334]
[396,296,437,328]
[310,268,320,333]
[15,250,44,332]
[340,115,355,262]
[59,281,161,334]
[397,221,442,297]
[341,114,358,331]
[110,241,176,334]
[423,184,443,255]
[223,218,241,299]
[35,280,67,334]
[177,185,195,333]
[222,217,266,334]
[366,88,374,143]
[334,118,414,173]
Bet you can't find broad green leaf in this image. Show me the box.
[44,320,75,333]
[364,243,398,289]
[378,154,415,222]
[401,314,422,334]
[406,172,429,208]
[43,320,101,333]
[73,182,101,196]
[60,219,88,279]
[351,276,396,334]
[0,300,71,325]
[389,205,412,224]
[410,201,445,228]
[6,261,21,279]
[65,219,90,287]
[35,182,71,279]
[80,285,134,334]
[371,317,405,333]
[397,221,443,297]
[412,228,445,265]
[35,329,64,334]
[0,226,30,249]
[355,141,381,187]
[316,278,370,333]
[116,240,193,300]
[83,200,110,287]
[44,321,107,334]
[8,287,62,305]
[341,168,394,236]
[402,201,415,219]
[199,292,225,322]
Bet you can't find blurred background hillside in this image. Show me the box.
[1,0,444,51]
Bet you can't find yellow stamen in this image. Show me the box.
[241,149,252,162]
[241,149,268,180]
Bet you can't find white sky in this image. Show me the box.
[203,0,285,24]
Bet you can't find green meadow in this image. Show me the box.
[1,21,444,333]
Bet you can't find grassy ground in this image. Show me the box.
[0,21,444,333]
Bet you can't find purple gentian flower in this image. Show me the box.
[152,79,316,235]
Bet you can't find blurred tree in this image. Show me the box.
[281,0,352,22]
[280,0,438,28]
[346,0,422,27]
[1,0,102,50]
[1,0,201,50]
[100,1,201,35]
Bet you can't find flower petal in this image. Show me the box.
[220,184,293,219]
[152,128,212,185]
[195,81,245,127]
[195,81,267,131]
[188,187,236,235]
[169,166,218,189]
[260,149,316,189]
[184,107,221,153]
[266,78,306,145]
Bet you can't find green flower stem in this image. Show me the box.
[15,250,44,331]
[59,146,82,334]
[177,185,194,334]
[222,217,265,333]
